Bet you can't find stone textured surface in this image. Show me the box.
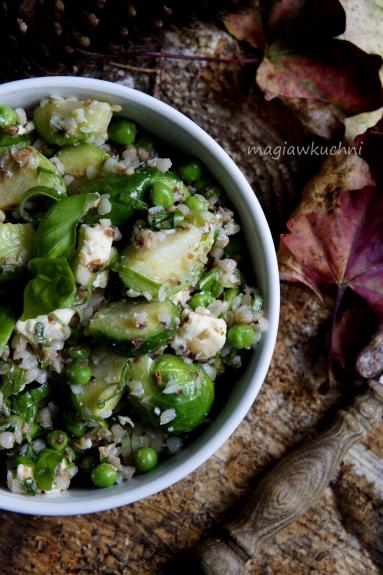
[0,22,382,575]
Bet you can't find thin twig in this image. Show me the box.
[77,48,260,66]
[109,62,157,74]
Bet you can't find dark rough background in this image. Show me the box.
[0,22,382,575]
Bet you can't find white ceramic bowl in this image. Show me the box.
[0,77,279,515]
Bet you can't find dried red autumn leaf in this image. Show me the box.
[279,185,383,314]
[223,4,265,50]
[222,0,383,138]
[257,41,383,116]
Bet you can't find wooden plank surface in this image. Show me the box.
[0,22,382,575]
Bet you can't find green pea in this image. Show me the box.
[227,324,257,349]
[91,463,118,488]
[108,118,137,145]
[80,454,98,471]
[195,176,211,193]
[178,161,203,183]
[0,105,17,129]
[185,194,208,212]
[47,430,68,451]
[70,346,91,361]
[67,361,92,385]
[136,134,154,150]
[190,291,214,310]
[199,268,218,292]
[64,414,87,438]
[135,447,158,472]
[151,182,174,208]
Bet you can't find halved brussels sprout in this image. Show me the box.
[89,300,179,356]
[33,98,113,146]
[128,354,214,433]
[0,148,65,210]
[0,223,34,283]
[117,224,215,299]
[71,353,130,420]
[57,143,109,178]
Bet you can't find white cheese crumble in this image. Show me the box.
[15,308,75,349]
[73,223,114,287]
[170,309,227,360]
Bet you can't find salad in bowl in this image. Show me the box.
[0,92,268,497]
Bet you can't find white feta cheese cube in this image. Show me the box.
[171,309,227,360]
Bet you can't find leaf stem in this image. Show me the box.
[327,285,346,381]
[76,48,261,66]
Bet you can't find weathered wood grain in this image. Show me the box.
[0,21,382,575]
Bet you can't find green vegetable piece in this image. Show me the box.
[67,361,92,385]
[64,414,87,438]
[1,364,26,402]
[136,134,155,150]
[0,105,17,129]
[151,182,174,208]
[33,98,113,146]
[0,132,32,156]
[22,257,76,320]
[199,268,218,292]
[154,172,189,200]
[0,307,16,355]
[129,355,214,433]
[185,194,208,212]
[10,382,49,426]
[57,143,109,178]
[0,223,34,284]
[109,118,137,145]
[178,161,204,183]
[81,172,152,226]
[224,287,240,305]
[211,280,224,297]
[80,454,98,471]
[117,224,214,299]
[148,207,184,230]
[89,299,179,357]
[135,447,158,472]
[34,448,64,491]
[0,148,65,211]
[47,430,68,450]
[33,192,98,260]
[190,291,214,310]
[19,186,65,223]
[71,353,130,419]
[227,324,257,349]
[70,346,91,360]
[91,463,117,488]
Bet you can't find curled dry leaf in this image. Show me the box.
[256,41,383,116]
[278,151,374,286]
[223,0,383,138]
[337,0,383,57]
[279,185,383,309]
[279,134,383,379]
[223,2,265,49]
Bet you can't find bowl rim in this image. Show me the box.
[0,76,280,515]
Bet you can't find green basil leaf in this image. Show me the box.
[22,257,76,320]
[19,186,65,223]
[33,193,99,260]
[81,171,152,226]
